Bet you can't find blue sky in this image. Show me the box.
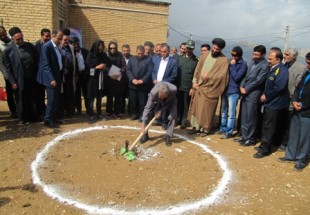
[166,0,310,52]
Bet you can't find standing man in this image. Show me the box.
[37,29,64,128]
[177,39,198,129]
[71,37,89,115]
[237,45,269,146]
[187,38,229,136]
[59,29,76,118]
[33,28,51,118]
[178,42,187,57]
[253,48,289,158]
[278,52,310,171]
[278,47,307,151]
[200,44,211,56]
[126,45,153,121]
[152,43,178,129]
[121,44,132,115]
[144,41,154,56]
[5,27,38,124]
[140,82,177,147]
[0,26,17,118]
[217,46,247,139]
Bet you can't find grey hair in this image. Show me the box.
[158,83,170,95]
[285,47,298,60]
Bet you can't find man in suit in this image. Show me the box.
[126,45,153,121]
[236,45,269,146]
[253,48,289,158]
[71,37,89,115]
[5,27,38,124]
[33,28,51,118]
[140,82,177,147]
[152,43,178,129]
[36,29,64,128]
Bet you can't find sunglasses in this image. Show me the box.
[110,47,116,50]
[231,53,237,57]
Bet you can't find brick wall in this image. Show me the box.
[0,0,169,50]
[68,0,170,50]
[0,0,54,43]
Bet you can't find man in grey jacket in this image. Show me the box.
[237,45,269,146]
[278,47,307,151]
[140,82,177,147]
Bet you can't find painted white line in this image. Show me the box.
[31,126,232,215]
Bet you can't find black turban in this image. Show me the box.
[212,38,226,49]
[9,27,22,37]
[232,46,243,57]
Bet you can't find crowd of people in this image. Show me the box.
[0,26,309,171]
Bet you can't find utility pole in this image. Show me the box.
[284,25,290,51]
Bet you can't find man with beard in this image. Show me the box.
[59,29,76,118]
[187,38,229,136]
[0,26,17,118]
[5,27,38,125]
[236,45,269,146]
[70,37,89,115]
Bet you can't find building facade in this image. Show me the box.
[0,0,170,49]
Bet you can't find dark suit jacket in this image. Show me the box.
[5,42,37,91]
[126,55,153,91]
[240,59,269,103]
[152,56,178,85]
[36,40,63,87]
[142,82,177,122]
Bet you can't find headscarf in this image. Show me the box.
[86,39,106,68]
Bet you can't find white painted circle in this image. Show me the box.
[31,125,232,215]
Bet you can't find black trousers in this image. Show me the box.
[88,92,103,117]
[258,108,289,154]
[241,101,258,142]
[129,88,148,118]
[74,74,88,114]
[5,79,17,114]
[17,78,38,122]
[177,90,190,126]
[60,75,75,117]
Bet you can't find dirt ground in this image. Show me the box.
[0,100,309,215]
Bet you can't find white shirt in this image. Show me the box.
[76,51,85,72]
[51,39,63,71]
[156,56,169,82]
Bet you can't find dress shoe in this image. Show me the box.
[140,133,149,144]
[220,133,232,139]
[277,157,295,163]
[293,163,305,172]
[54,119,64,125]
[234,137,246,143]
[180,125,186,129]
[131,115,139,120]
[277,144,286,152]
[253,151,268,159]
[18,121,29,125]
[241,140,256,146]
[215,130,225,135]
[188,128,199,135]
[165,136,172,147]
[162,123,168,130]
[44,121,59,128]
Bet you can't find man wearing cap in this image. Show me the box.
[217,46,247,139]
[152,43,178,129]
[177,39,198,129]
[0,26,18,118]
[187,38,229,136]
[4,27,38,125]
